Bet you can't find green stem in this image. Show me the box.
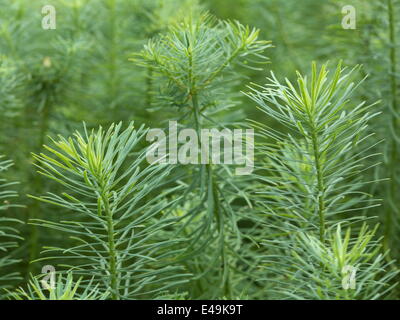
[385,0,398,252]
[146,66,154,108]
[102,192,119,300]
[313,131,326,244]
[190,80,231,299]
[187,34,231,298]
[188,39,206,192]
[27,97,52,276]
[388,1,397,112]
[307,112,326,243]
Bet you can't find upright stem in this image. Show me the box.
[146,66,154,108]
[102,192,119,300]
[388,1,397,113]
[186,31,231,298]
[28,96,52,276]
[188,40,206,192]
[385,0,398,251]
[307,110,326,243]
[312,131,326,243]
[191,91,207,204]
[190,79,232,299]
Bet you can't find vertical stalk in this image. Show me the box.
[312,132,326,243]
[307,110,326,243]
[385,0,398,251]
[188,35,206,192]
[388,0,397,113]
[102,192,119,300]
[145,66,154,108]
[27,96,52,275]
[189,59,231,298]
[191,92,206,191]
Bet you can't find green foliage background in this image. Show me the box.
[0,0,399,300]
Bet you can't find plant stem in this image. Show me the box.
[188,37,206,192]
[385,0,399,252]
[146,66,154,108]
[307,112,326,243]
[102,192,119,300]
[190,75,232,299]
[27,96,52,276]
[312,132,326,243]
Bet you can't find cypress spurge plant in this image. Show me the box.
[139,0,204,112]
[283,223,397,299]
[30,122,188,299]
[246,62,398,299]
[133,12,271,298]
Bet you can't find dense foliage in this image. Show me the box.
[0,0,399,300]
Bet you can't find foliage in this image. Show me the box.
[0,157,22,297]
[0,0,398,300]
[30,122,189,299]
[245,62,398,299]
[133,12,271,299]
[9,273,109,300]
[282,224,397,300]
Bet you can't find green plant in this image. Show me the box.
[29,122,189,299]
[282,223,397,299]
[133,12,271,298]
[0,156,22,298]
[245,62,398,299]
[0,0,399,301]
[10,273,109,300]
